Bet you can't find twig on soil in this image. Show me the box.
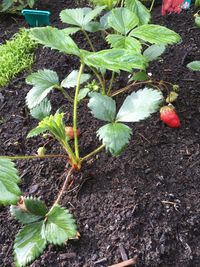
[94,258,107,264]
[137,132,150,143]
[108,256,138,267]
[0,102,6,112]
[161,200,179,210]
[182,79,195,82]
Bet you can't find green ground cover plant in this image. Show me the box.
[0,2,182,266]
[195,0,200,6]
[0,29,36,88]
[0,0,35,13]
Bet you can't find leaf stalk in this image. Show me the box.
[0,154,68,160]
[80,144,105,162]
[82,29,95,52]
[73,63,85,159]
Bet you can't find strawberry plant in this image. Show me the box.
[0,3,182,267]
[0,0,35,13]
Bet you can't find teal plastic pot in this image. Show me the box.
[22,9,51,27]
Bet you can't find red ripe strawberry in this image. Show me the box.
[65,126,80,139]
[160,105,180,128]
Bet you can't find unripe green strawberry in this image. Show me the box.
[160,105,180,128]
[166,91,178,103]
[37,147,46,156]
[65,126,80,139]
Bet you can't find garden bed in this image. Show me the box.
[0,1,200,266]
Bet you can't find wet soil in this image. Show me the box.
[0,1,200,267]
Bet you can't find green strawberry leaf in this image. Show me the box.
[27,125,48,138]
[108,7,139,35]
[14,222,46,267]
[26,69,59,110]
[187,61,200,71]
[43,204,77,245]
[129,24,181,45]
[84,21,103,32]
[10,206,43,225]
[106,34,142,52]
[1,0,13,11]
[143,44,166,61]
[100,11,111,29]
[0,159,21,205]
[10,197,48,225]
[61,70,90,88]
[97,123,132,156]
[88,92,116,122]
[27,113,67,144]
[131,71,149,81]
[60,6,105,30]
[62,27,80,35]
[78,88,90,102]
[30,98,52,121]
[116,87,163,122]
[82,49,147,72]
[125,0,151,25]
[29,26,80,56]
[24,197,48,217]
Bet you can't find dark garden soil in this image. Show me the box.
[0,1,200,266]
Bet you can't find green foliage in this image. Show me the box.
[61,70,91,88]
[89,88,163,155]
[29,27,80,56]
[131,71,149,81]
[116,88,163,122]
[108,8,139,35]
[106,34,142,52]
[88,92,116,121]
[26,69,59,109]
[10,197,48,224]
[195,15,200,28]
[129,24,181,44]
[78,88,90,101]
[105,7,180,56]
[30,99,52,121]
[89,0,119,10]
[125,0,151,25]
[60,6,105,32]
[14,222,47,267]
[143,44,166,61]
[13,203,77,266]
[0,0,34,13]
[195,0,200,6]
[83,49,147,72]
[97,123,132,156]
[0,29,36,88]
[0,159,21,205]
[27,113,67,145]
[43,205,77,245]
[187,61,200,71]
